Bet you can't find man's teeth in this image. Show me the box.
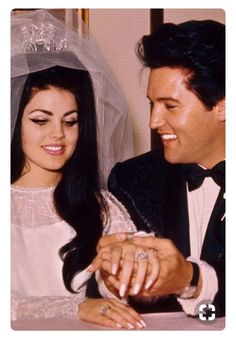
[161,134,177,140]
[44,146,63,151]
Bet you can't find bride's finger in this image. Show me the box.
[144,249,160,289]
[110,245,123,275]
[118,245,136,297]
[79,298,146,329]
[129,247,149,295]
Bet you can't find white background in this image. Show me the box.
[1,1,235,338]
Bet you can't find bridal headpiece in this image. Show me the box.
[21,23,68,53]
[11,10,133,186]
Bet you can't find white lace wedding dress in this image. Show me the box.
[11,186,136,320]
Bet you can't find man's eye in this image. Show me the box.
[165,104,177,110]
[30,119,48,125]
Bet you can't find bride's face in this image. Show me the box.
[21,85,79,180]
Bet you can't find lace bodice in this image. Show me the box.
[11,186,136,320]
[11,186,61,227]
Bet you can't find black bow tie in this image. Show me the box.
[183,161,225,191]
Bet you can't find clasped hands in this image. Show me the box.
[89,232,194,299]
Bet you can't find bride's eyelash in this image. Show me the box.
[63,120,78,126]
[30,118,79,127]
[30,118,48,125]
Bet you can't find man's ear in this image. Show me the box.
[215,98,225,122]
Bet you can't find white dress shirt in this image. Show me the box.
[177,177,220,315]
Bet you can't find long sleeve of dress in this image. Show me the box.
[71,190,137,292]
[101,190,137,234]
[11,291,82,321]
[11,187,136,320]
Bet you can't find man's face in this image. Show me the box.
[147,67,225,168]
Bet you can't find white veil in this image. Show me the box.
[11,9,133,187]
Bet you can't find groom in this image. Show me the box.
[89,19,225,318]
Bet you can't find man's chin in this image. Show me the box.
[163,153,180,164]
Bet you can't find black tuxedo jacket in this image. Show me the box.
[107,150,225,317]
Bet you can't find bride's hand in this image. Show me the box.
[78,298,146,329]
[106,245,160,297]
[89,236,160,297]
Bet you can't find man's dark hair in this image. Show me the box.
[137,20,225,109]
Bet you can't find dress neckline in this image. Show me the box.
[11,185,56,192]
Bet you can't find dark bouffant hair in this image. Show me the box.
[137,20,225,109]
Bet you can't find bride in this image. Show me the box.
[11,9,146,329]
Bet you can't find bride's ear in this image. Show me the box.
[215,98,225,122]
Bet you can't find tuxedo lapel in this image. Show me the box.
[201,187,225,261]
[163,165,190,257]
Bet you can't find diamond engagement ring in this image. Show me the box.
[136,249,148,260]
[99,304,111,316]
[151,249,158,257]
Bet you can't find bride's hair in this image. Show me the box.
[11,64,107,292]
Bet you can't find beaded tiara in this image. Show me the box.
[20,23,68,53]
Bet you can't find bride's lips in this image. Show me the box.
[41,144,65,155]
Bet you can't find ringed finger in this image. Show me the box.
[130,248,149,295]
[144,248,160,290]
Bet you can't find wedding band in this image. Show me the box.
[136,249,148,260]
[99,304,111,316]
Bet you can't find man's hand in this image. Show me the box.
[130,236,194,297]
[89,234,160,297]
[89,234,199,299]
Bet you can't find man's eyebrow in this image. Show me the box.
[158,97,180,103]
[146,95,180,103]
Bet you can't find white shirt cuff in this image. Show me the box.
[177,256,218,316]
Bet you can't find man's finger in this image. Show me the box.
[144,249,160,289]
[132,236,175,252]
[97,233,127,251]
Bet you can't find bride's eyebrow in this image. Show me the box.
[63,110,78,117]
[28,110,78,116]
[29,109,52,116]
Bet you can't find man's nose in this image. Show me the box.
[149,104,166,130]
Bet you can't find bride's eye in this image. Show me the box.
[63,120,79,127]
[30,118,48,125]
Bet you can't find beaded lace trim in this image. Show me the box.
[11,185,56,192]
[11,185,61,227]
[11,187,136,232]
